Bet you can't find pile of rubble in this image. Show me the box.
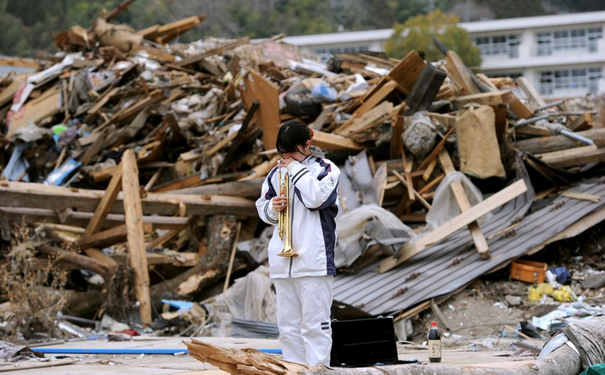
[0,1,604,347]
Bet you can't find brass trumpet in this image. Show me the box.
[277,167,298,258]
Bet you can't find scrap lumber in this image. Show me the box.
[84,168,122,237]
[453,90,512,109]
[380,179,527,273]
[516,76,547,109]
[239,69,280,149]
[175,37,249,67]
[560,191,601,203]
[444,50,481,96]
[311,130,364,151]
[172,178,263,198]
[387,50,426,93]
[0,206,188,229]
[150,215,239,306]
[8,89,61,138]
[38,244,113,280]
[76,222,152,249]
[121,150,152,325]
[515,127,605,154]
[146,226,185,250]
[567,112,594,132]
[439,150,490,260]
[337,80,397,133]
[0,181,257,216]
[111,252,199,267]
[536,145,605,168]
[392,171,430,210]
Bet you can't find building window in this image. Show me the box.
[536,27,602,55]
[314,45,369,55]
[486,72,523,80]
[537,32,552,56]
[472,34,520,58]
[540,67,603,95]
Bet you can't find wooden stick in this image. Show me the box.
[223,222,242,293]
[144,167,163,192]
[422,158,438,181]
[417,125,456,171]
[503,324,543,347]
[84,167,122,237]
[392,171,431,210]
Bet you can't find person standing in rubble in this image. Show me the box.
[255,120,340,366]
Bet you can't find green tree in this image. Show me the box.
[384,9,482,68]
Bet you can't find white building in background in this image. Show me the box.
[272,11,605,100]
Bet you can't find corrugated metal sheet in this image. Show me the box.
[334,175,605,316]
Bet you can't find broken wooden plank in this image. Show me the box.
[444,50,480,96]
[515,127,605,154]
[239,69,280,150]
[536,145,605,168]
[77,223,152,249]
[311,130,364,151]
[111,252,200,267]
[387,51,426,93]
[439,149,490,260]
[453,90,510,109]
[568,112,594,132]
[146,226,186,250]
[338,101,394,137]
[0,181,257,217]
[337,80,398,133]
[560,191,601,203]
[84,168,122,237]
[121,149,152,325]
[516,77,546,109]
[0,206,188,229]
[392,171,430,210]
[380,179,527,273]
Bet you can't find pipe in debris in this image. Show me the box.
[536,120,596,146]
[31,348,282,355]
[513,114,550,128]
[559,130,595,146]
[534,100,564,112]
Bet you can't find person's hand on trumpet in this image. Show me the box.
[272,159,290,212]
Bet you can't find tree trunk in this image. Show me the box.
[150,215,238,307]
[38,245,113,280]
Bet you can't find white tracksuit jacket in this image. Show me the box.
[255,147,340,278]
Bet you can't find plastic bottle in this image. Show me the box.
[427,321,442,363]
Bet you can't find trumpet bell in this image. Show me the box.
[278,248,299,257]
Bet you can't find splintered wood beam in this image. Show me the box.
[380,179,527,273]
[439,150,490,260]
[122,149,152,325]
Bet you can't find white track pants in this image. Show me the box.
[273,276,333,366]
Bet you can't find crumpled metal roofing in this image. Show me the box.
[334,171,605,316]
